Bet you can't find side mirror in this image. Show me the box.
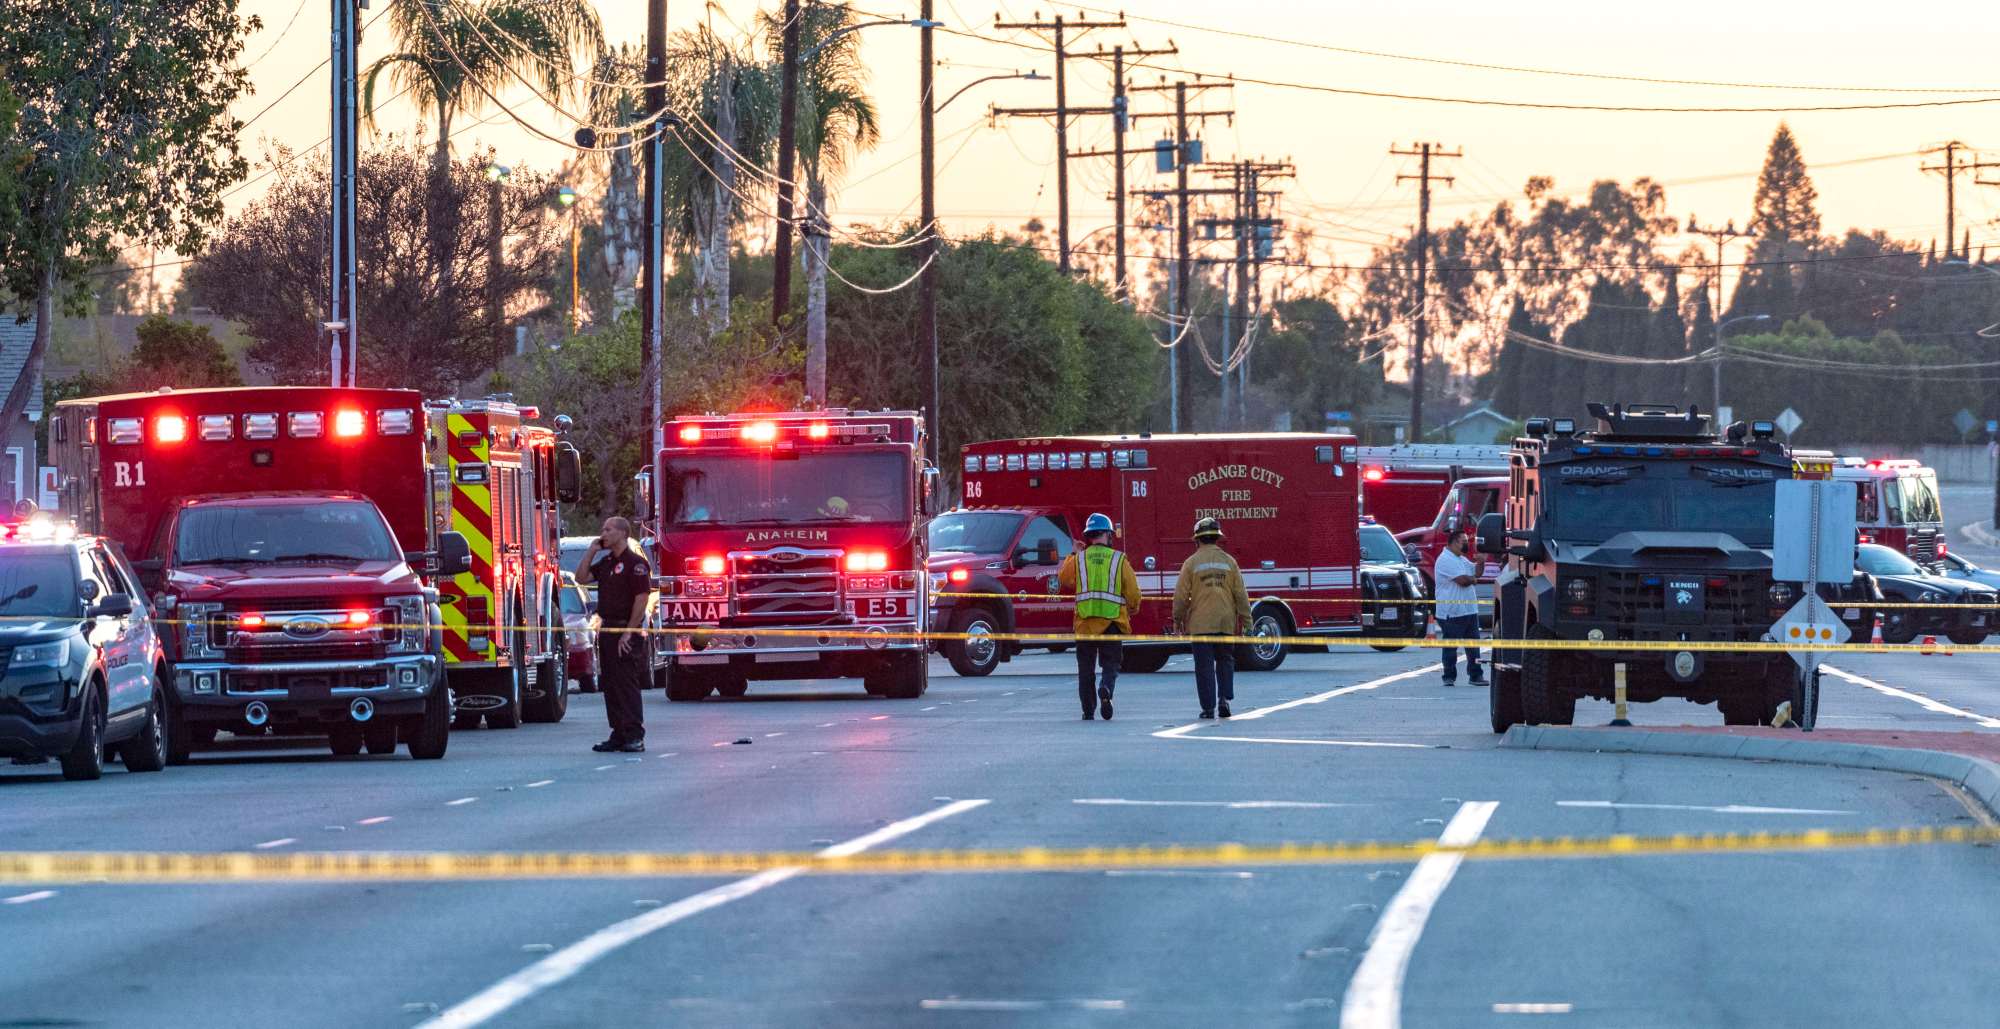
[1036,539,1059,565]
[89,594,134,619]
[920,467,941,517]
[1444,512,1461,534]
[555,443,583,504]
[1474,512,1506,556]
[436,531,474,576]
[78,579,100,602]
[633,468,654,521]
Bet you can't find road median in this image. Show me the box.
[1502,724,2000,820]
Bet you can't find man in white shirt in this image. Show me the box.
[1432,531,1486,686]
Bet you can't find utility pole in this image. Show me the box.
[991,11,1125,274]
[1197,158,1292,429]
[328,0,360,386]
[772,0,803,328]
[1922,142,2000,260]
[1067,42,1177,302]
[643,0,668,472]
[1391,142,1460,442]
[1126,79,1232,429]
[918,0,939,466]
[1686,215,1751,316]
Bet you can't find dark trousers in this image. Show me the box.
[1438,614,1484,682]
[1076,633,1122,712]
[1192,640,1235,712]
[599,630,647,741]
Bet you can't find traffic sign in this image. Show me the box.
[1776,407,1803,437]
[1954,408,1978,436]
[1771,593,1849,672]
[1773,479,1858,583]
[1987,419,1998,435]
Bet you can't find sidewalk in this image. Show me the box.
[1504,724,2000,819]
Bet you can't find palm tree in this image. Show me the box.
[583,43,646,319]
[662,25,779,336]
[363,0,604,177]
[766,4,880,403]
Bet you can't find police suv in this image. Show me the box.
[1479,403,1859,733]
[0,518,169,780]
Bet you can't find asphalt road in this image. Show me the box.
[4,646,1998,1028]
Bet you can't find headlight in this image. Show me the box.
[1405,571,1424,596]
[1563,578,1593,604]
[387,595,428,653]
[11,639,70,669]
[1921,590,1943,603]
[1768,583,1795,606]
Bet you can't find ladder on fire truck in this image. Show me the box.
[1350,444,1511,468]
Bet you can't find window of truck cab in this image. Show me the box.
[167,498,402,564]
[660,451,912,526]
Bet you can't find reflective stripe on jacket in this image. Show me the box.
[1058,545,1143,634]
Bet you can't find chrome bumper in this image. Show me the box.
[172,653,439,703]
[671,623,924,663]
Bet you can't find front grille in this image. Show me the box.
[1599,570,1764,623]
[225,642,388,663]
[219,607,392,664]
[732,551,841,619]
[1909,531,1940,563]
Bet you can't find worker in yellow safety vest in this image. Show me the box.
[1057,512,1142,721]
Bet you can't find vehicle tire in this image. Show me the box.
[1235,606,1292,672]
[60,684,106,781]
[944,608,1002,677]
[575,671,598,694]
[1488,667,1524,734]
[364,723,398,755]
[487,628,527,729]
[1518,631,1575,726]
[665,665,715,702]
[1880,619,1919,645]
[1118,646,1172,674]
[328,729,364,757]
[525,627,570,724]
[1718,697,1763,726]
[1370,643,1408,653]
[406,679,450,760]
[866,651,929,699]
[120,686,169,773]
[1047,643,1071,654]
[1947,627,1988,646]
[164,692,196,766]
[716,678,749,698]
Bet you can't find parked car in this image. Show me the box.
[0,525,171,780]
[558,573,600,693]
[1358,521,1427,651]
[1857,543,1999,645]
[1936,551,2000,591]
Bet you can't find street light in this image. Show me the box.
[936,70,1045,112]
[1708,313,1772,421]
[556,186,580,336]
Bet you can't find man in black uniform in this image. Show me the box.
[576,516,652,752]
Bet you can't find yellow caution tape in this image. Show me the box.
[3,825,1994,885]
[934,591,2000,611]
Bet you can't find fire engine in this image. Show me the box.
[52,387,471,759]
[1393,474,1508,610]
[931,432,1414,676]
[429,396,582,728]
[645,409,939,700]
[1355,444,1508,533]
[1832,457,1945,563]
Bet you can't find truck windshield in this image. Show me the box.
[174,500,401,564]
[1359,525,1406,564]
[1545,462,1779,547]
[0,553,81,618]
[661,452,910,526]
[927,512,1026,554]
[1884,474,1941,526]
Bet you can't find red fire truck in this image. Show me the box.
[1355,444,1508,533]
[645,409,939,701]
[52,387,471,760]
[429,396,581,728]
[1833,457,1946,563]
[930,432,1414,676]
[1394,474,1509,607]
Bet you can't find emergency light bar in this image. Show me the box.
[100,407,416,445]
[1572,445,1762,458]
[671,421,894,444]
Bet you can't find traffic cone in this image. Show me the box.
[1920,634,1938,656]
[1424,615,1440,645]
[1869,618,1884,646]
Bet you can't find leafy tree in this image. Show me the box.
[127,315,242,390]
[1256,296,1380,431]
[581,44,647,321]
[664,26,780,336]
[1730,124,1821,321]
[765,4,881,404]
[0,0,255,434]
[365,0,602,177]
[186,144,566,391]
[1682,279,1716,413]
[1486,297,1551,419]
[1637,273,1688,405]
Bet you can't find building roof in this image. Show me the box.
[1437,402,1511,432]
[0,317,46,420]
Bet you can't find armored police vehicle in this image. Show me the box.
[1478,403,1841,732]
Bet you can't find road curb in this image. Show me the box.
[1502,725,2000,820]
[1961,519,2000,549]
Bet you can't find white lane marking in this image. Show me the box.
[1493,1003,1574,1014]
[1155,666,1430,739]
[764,732,786,738]
[525,780,555,788]
[358,816,393,826]
[447,797,478,806]
[1179,735,1430,750]
[919,999,1125,1011]
[1558,801,1852,816]
[1074,799,1353,809]
[1823,665,2000,728]
[1340,800,1499,1029]
[420,799,989,1029]
[817,722,836,728]
[3,890,56,905]
[253,838,296,849]
[920,706,938,711]
[869,715,889,721]
[593,765,615,772]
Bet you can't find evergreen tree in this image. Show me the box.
[1729,123,1821,322]
[1638,274,1688,405]
[1488,297,1530,418]
[1683,282,1717,415]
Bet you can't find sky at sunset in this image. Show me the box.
[224,0,2000,299]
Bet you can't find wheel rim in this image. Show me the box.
[147,694,165,763]
[964,620,997,667]
[1250,615,1283,663]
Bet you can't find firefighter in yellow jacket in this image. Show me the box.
[1057,512,1142,720]
[1173,517,1251,719]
